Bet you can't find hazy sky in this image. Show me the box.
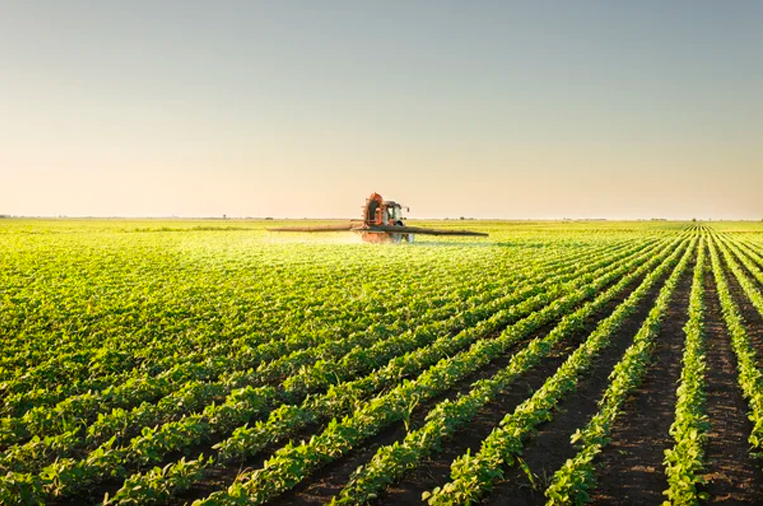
[2,1,761,219]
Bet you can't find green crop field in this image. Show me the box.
[2,219,763,505]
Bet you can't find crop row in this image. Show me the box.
[541,237,695,505]
[718,235,763,319]
[735,236,763,276]
[0,237,669,503]
[1,236,643,439]
[331,233,683,505]
[97,238,670,505]
[423,237,695,505]
[186,237,688,506]
[4,231,611,376]
[0,239,445,373]
[0,252,489,416]
[0,235,655,481]
[708,236,763,455]
[213,238,675,464]
[661,236,708,505]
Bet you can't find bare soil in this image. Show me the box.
[701,250,763,503]
[275,311,573,506]
[476,260,677,506]
[587,254,694,504]
[271,258,645,505]
[376,262,665,506]
[58,247,746,506]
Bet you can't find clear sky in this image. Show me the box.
[2,1,761,219]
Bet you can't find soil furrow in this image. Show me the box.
[273,316,569,506]
[701,264,763,504]
[164,308,579,505]
[462,262,677,506]
[67,284,561,506]
[61,248,666,506]
[464,256,675,506]
[271,260,653,505]
[375,264,668,506]
[168,292,586,506]
[586,254,694,505]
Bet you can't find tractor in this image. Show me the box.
[268,192,488,243]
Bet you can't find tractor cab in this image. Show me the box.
[383,201,406,225]
[363,193,410,227]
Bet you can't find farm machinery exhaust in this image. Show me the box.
[268,192,488,243]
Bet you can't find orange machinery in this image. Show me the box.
[268,192,488,243]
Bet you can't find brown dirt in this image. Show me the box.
[587,254,694,505]
[70,289,532,506]
[54,251,664,506]
[165,300,576,505]
[274,321,567,506]
[172,288,587,506]
[701,251,763,503]
[375,263,666,506]
[270,260,642,505]
[474,260,677,506]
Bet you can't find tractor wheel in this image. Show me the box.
[391,220,405,243]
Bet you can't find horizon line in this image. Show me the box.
[0,215,757,222]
